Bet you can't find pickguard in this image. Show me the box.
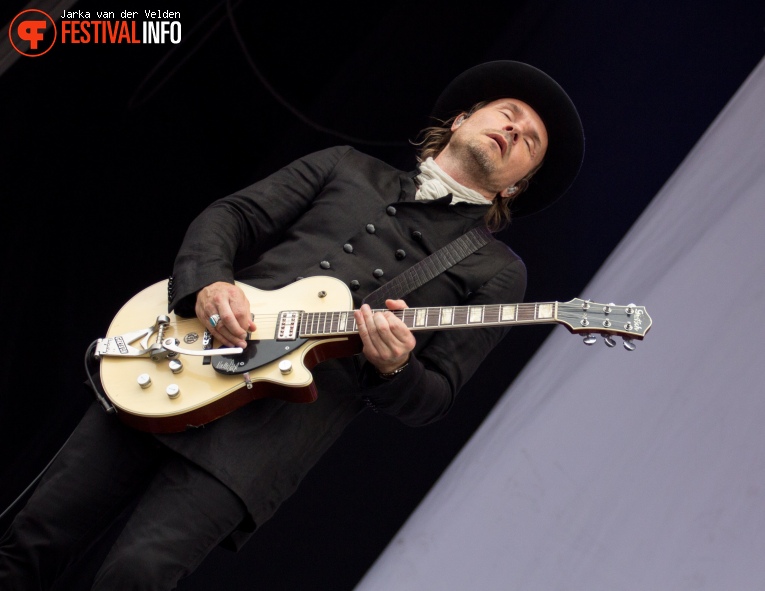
[211,338,308,375]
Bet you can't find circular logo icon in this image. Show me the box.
[9,10,57,57]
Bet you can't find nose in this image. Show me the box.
[503,125,520,145]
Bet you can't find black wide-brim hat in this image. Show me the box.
[431,61,585,217]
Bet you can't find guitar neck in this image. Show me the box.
[299,302,558,337]
[296,298,651,341]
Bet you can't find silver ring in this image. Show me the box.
[209,313,221,328]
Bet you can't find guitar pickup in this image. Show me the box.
[276,311,301,340]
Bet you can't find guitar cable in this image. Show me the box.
[84,339,116,415]
[0,340,110,524]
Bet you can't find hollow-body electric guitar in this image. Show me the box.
[96,276,652,433]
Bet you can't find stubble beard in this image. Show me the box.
[460,138,503,194]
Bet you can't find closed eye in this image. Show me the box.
[499,102,542,155]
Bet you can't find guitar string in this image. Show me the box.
[166,306,634,324]
[165,305,641,335]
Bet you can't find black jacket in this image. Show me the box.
[159,146,527,536]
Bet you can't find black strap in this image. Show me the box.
[362,225,493,309]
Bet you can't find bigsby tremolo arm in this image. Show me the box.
[161,338,243,357]
[94,315,242,360]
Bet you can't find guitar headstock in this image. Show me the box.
[557,298,652,350]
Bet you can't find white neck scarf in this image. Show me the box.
[415,157,493,205]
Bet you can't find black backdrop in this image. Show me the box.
[1,1,763,589]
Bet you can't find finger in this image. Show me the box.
[371,309,396,340]
[207,319,234,347]
[228,292,257,333]
[354,305,377,340]
[218,308,247,339]
[235,311,256,333]
[376,308,417,355]
[385,318,415,346]
[372,311,411,359]
[209,308,248,348]
[384,298,409,311]
[354,306,384,357]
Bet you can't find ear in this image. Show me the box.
[451,113,468,131]
[501,185,518,198]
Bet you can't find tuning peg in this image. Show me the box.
[623,338,636,352]
[604,335,617,348]
[582,334,597,346]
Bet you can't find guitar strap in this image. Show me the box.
[362,225,493,309]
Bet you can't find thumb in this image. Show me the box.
[385,299,409,311]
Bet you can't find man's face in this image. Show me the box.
[448,98,548,196]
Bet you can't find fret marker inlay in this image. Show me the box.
[500,305,516,321]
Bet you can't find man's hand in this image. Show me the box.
[354,299,416,375]
[195,281,256,348]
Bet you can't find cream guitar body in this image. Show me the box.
[98,277,359,433]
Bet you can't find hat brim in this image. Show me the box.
[431,61,584,218]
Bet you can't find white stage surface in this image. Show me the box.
[355,56,765,591]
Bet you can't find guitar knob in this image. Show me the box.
[278,360,293,375]
[582,334,597,346]
[604,335,617,348]
[623,338,636,352]
[169,359,183,374]
[137,373,152,389]
[166,384,180,399]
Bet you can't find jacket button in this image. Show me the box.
[395,249,406,260]
[320,261,331,269]
[350,280,360,291]
[366,224,376,234]
[386,206,397,216]
[373,269,384,278]
[412,231,422,241]
[343,243,354,253]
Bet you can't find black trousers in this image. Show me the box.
[0,403,247,590]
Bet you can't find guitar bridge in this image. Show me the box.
[94,315,171,358]
[276,311,301,340]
